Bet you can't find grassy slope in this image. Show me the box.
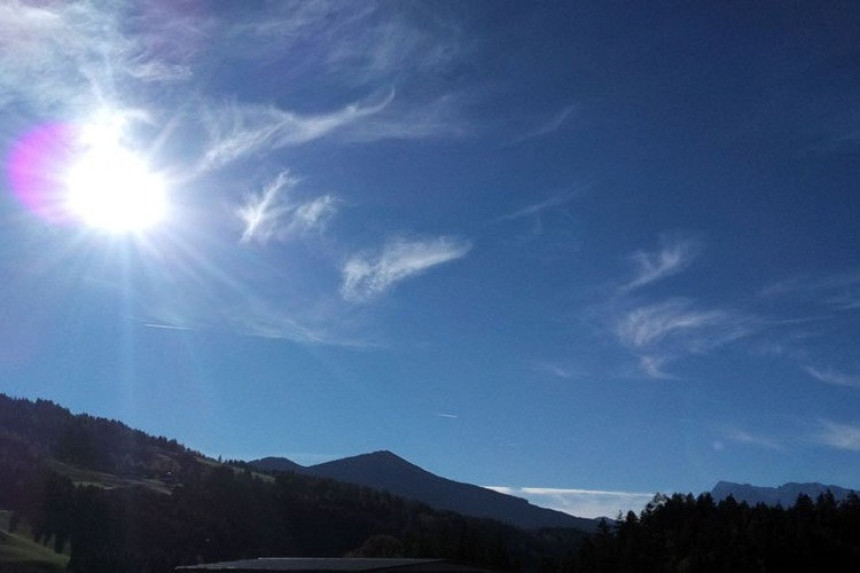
[0,511,69,571]
[46,458,173,493]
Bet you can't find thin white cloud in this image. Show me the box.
[511,104,577,143]
[596,236,756,379]
[197,3,472,152]
[0,2,111,109]
[485,486,655,520]
[761,270,860,310]
[198,90,466,173]
[142,283,363,347]
[124,60,193,83]
[617,299,744,350]
[638,355,674,380]
[828,293,860,310]
[533,362,580,379]
[338,93,472,143]
[141,322,193,332]
[435,413,459,419]
[623,236,700,292]
[0,1,200,112]
[238,172,297,244]
[615,298,753,378]
[200,92,394,171]
[496,191,578,223]
[294,196,337,230]
[723,428,783,451]
[237,171,337,245]
[806,367,860,389]
[341,237,472,302]
[231,1,466,87]
[814,420,860,452]
[224,305,331,344]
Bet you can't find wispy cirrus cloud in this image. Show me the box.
[814,420,860,452]
[341,237,472,302]
[761,270,860,310]
[0,1,200,111]
[0,2,110,110]
[617,299,748,351]
[199,92,394,171]
[595,235,756,379]
[805,367,860,389]
[197,89,470,173]
[203,2,472,149]
[337,92,472,143]
[237,171,336,245]
[623,235,701,292]
[615,298,754,378]
[485,486,655,520]
[228,1,467,86]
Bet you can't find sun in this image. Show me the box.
[63,117,168,234]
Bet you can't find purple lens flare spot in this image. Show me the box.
[6,122,79,223]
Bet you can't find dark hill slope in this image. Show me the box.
[300,450,597,532]
[0,394,201,504]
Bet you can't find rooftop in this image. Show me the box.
[175,557,493,572]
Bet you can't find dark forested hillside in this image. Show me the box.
[0,394,201,514]
[0,394,584,572]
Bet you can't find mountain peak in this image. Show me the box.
[362,450,418,466]
[367,449,403,460]
[308,450,429,478]
[248,456,304,473]
[298,449,598,531]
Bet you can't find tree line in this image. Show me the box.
[570,491,860,571]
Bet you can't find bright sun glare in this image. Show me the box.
[64,117,168,233]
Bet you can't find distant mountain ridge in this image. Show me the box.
[0,393,586,571]
[711,481,856,506]
[249,450,598,532]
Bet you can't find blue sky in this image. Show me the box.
[2,1,860,519]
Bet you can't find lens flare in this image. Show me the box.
[7,122,77,223]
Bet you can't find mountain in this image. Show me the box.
[250,450,598,532]
[248,456,304,473]
[711,481,856,506]
[0,393,587,571]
